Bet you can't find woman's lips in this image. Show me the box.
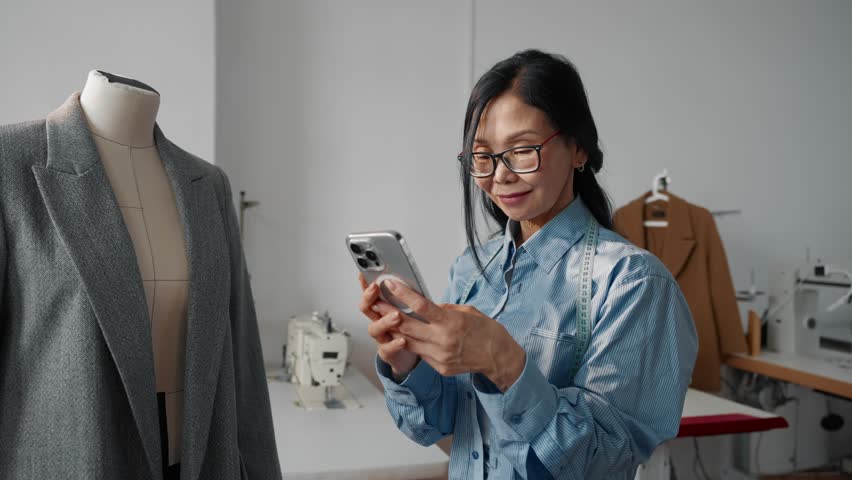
[497,190,531,206]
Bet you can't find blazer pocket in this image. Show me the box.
[524,327,577,388]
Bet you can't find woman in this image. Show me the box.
[358,50,697,480]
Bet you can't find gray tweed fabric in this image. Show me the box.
[0,93,281,480]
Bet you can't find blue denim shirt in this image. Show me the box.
[376,198,698,479]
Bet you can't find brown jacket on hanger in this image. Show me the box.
[613,192,746,391]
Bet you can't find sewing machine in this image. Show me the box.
[767,262,852,366]
[284,311,360,410]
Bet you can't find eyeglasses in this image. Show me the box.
[457,130,561,178]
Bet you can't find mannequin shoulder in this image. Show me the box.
[164,141,224,188]
[163,140,219,176]
[0,118,45,141]
[0,119,48,170]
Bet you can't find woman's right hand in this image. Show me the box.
[359,273,420,380]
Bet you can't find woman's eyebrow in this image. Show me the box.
[474,129,541,146]
[503,129,541,142]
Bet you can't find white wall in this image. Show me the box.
[218,0,852,374]
[217,1,852,476]
[1,0,849,476]
[473,1,852,476]
[474,0,852,310]
[0,0,216,162]
[216,0,472,376]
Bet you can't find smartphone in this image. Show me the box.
[346,231,431,320]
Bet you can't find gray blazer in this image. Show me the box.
[0,93,282,480]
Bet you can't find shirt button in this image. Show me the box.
[472,451,480,460]
[511,414,522,424]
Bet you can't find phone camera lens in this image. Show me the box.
[350,243,363,254]
[357,258,369,269]
[365,251,378,261]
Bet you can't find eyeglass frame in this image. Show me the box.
[457,130,563,178]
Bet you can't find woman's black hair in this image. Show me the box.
[460,49,613,272]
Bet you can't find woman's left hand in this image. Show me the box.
[373,279,527,392]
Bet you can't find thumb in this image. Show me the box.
[384,279,442,321]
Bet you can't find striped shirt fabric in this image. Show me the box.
[376,197,698,479]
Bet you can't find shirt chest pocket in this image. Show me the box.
[523,327,577,388]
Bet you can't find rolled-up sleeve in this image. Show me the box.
[473,273,697,479]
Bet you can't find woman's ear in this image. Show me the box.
[573,147,589,169]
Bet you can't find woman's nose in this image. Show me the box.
[493,159,517,184]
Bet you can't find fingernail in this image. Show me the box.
[385,279,399,292]
[371,305,380,313]
[390,313,400,323]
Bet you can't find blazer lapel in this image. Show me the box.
[617,192,695,278]
[32,94,231,480]
[658,194,696,278]
[32,93,163,479]
[155,128,231,480]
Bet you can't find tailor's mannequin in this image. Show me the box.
[80,70,188,469]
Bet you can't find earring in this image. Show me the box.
[577,164,585,173]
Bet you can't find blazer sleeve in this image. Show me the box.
[0,206,5,314]
[703,210,747,355]
[0,144,5,315]
[216,166,283,479]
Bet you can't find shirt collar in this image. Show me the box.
[502,196,594,273]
